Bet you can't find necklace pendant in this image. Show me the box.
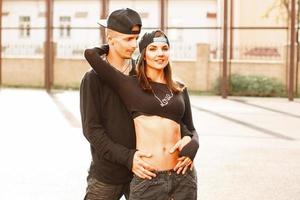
[160,102,168,107]
[153,89,173,107]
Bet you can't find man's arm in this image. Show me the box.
[80,71,137,170]
[81,46,156,179]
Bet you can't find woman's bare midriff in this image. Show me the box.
[133,115,181,170]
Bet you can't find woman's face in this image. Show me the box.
[144,41,169,71]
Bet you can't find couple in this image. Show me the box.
[80,8,199,200]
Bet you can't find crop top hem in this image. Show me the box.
[132,111,180,124]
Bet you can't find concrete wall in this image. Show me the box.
[53,58,89,88]
[2,44,300,92]
[173,44,292,91]
[230,60,286,81]
[2,58,44,87]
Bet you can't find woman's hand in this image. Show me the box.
[173,156,193,174]
[169,136,191,153]
[169,136,193,174]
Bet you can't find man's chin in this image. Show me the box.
[123,54,133,59]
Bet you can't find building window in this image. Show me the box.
[2,11,9,16]
[19,16,31,37]
[74,12,88,18]
[207,12,217,19]
[59,16,71,38]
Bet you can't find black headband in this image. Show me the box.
[138,30,170,53]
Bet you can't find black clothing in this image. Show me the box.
[84,48,199,160]
[80,62,137,184]
[129,169,197,200]
[84,176,130,200]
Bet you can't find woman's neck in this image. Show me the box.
[146,67,166,83]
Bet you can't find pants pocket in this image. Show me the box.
[185,169,197,188]
[129,177,164,200]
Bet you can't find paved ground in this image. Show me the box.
[0,88,299,200]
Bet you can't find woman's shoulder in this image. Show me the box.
[172,76,184,86]
[173,78,187,92]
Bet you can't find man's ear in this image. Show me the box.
[107,34,114,46]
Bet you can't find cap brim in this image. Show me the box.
[97,19,107,27]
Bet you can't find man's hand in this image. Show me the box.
[132,151,156,180]
[169,136,193,174]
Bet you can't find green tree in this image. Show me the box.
[263,0,299,23]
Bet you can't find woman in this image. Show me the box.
[85,30,198,200]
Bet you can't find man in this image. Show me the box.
[80,8,157,200]
[80,8,196,200]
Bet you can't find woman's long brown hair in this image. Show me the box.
[136,31,184,94]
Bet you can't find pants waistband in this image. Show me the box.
[154,169,176,175]
[155,168,195,176]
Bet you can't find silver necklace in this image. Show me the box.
[120,60,131,73]
[105,57,131,74]
[152,87,174,107]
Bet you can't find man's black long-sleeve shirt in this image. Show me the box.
[80,67,137,184]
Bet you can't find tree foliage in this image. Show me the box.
[263,0,299,22]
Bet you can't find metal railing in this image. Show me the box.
[0,0,299,100]
[210,45,286,61]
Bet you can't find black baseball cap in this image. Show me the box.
[139,30,170,53]
[98,8,142,34]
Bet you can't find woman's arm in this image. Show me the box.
[180,123,193,138]
[84,47,126,91]
[179,88,199,161]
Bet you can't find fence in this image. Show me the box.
[0,0,299,100]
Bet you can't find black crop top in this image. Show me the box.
[85,56,187,124]
[84,47,199,160]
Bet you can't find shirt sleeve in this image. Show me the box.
[180,122,193,138]
[80,71,136,170]
[84,47,126,92]
[179,88,199,160]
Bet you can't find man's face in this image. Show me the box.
[108,26,140,59]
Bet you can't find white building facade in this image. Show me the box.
[2,0,220,60]
[2,0,292,61]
